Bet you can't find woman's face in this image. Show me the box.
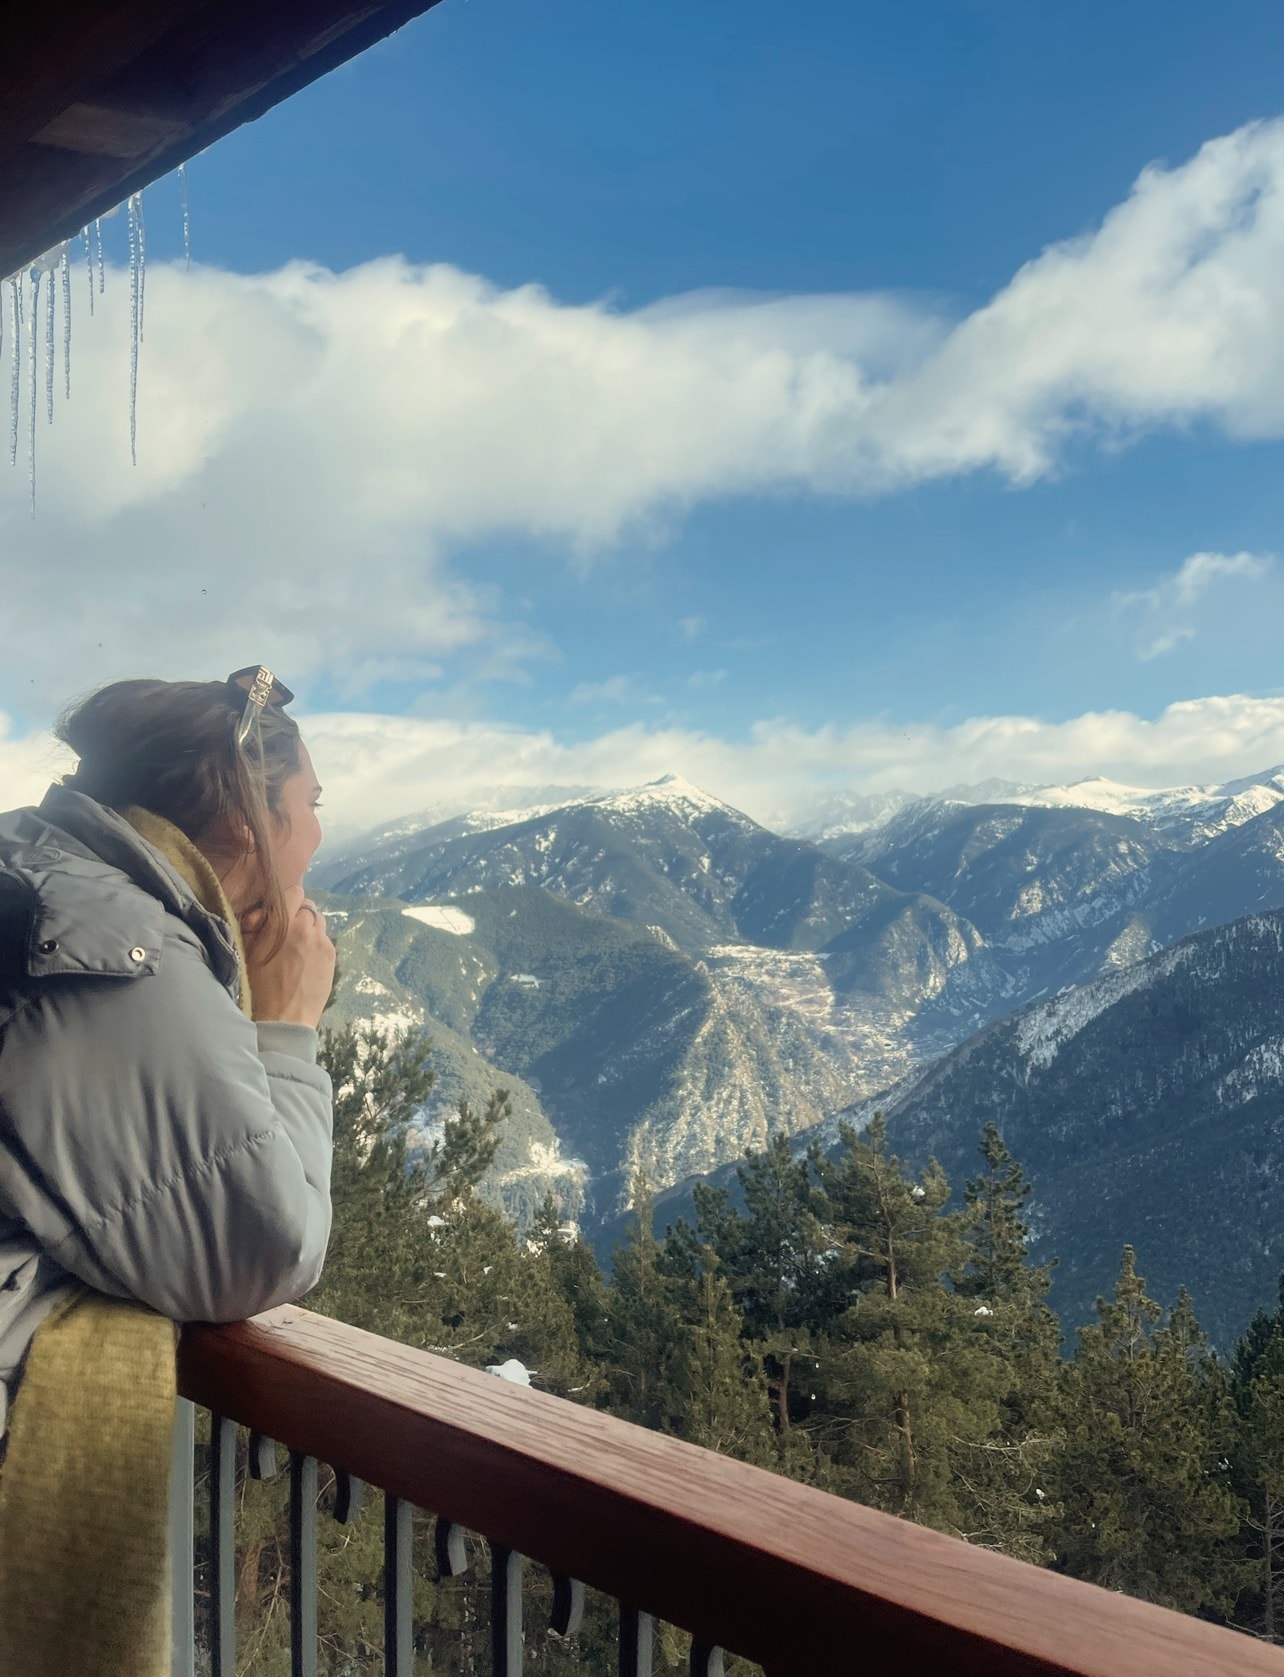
[270,741,324,891]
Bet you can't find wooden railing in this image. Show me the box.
[175,1305,1284,1677]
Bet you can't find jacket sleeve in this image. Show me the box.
[0,919,334,1323]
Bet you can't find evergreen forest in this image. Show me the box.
[197,1024,1284,1673]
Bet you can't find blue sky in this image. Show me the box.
[5,0,1284,828]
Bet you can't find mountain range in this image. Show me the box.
[314,765,1284,1337]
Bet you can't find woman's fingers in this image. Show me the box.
[244,884,336,1027]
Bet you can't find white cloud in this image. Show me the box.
[4,118,1284,706]
[300,692,1284,836]
[9,692,1284,841]
[0,720,72,811]
[1113,550,1271,659]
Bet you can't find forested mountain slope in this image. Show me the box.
[837,910,1284,1345]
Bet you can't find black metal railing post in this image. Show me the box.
[384,1494,414,1676]
[170,1396,196,1677]
[209,1414,238,1677]
[491,1541,524,1676]
[289,1451,319,1677]
[619,1606,654,1677]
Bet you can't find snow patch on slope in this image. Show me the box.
[1014,943,1192,1071]
[403,905,476,935]
[1215,1037,1284,1109]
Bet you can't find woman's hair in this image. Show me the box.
[56,679,302,955]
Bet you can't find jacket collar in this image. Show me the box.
[24,786,240,988]
[37,786,200,917]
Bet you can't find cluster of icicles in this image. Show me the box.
[0,162,189,515]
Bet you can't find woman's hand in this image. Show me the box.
[243,886,337,1028]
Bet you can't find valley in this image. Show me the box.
[314,764,1284,1338]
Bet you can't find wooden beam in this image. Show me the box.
[179,1308,1284,1677]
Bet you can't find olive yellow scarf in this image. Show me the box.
[0,810,250,1677]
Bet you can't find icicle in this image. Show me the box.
[85,225,94,317]
[44,264,55,425]
[127,193,141,464]
[136,192,146,341]
[7,277,18,468]
[61,247,71,400]
[96,218,104,295]
[28,268,39,516]
[178,162,191,270]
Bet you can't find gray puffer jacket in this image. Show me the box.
[0,785,334,1435]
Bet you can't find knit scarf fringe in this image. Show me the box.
[0,808,250,1676]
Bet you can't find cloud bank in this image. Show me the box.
[8,693,1284,841]
[299,693,1284,835]
[3,120,1284,706]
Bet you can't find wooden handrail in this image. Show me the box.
[179,1306,1284,1677]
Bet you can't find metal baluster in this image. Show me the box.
[248,1431,278,1480]
[289,1452,318,1677]
[209,1414,237,1677]
[490,1541,523,1677]
[550,1575,585,1636]
[169,1397,196,1677]
[333,1469,365,1524]
[619,1607,654,1677]
[435,1517,468,1577]
[384,1495,414,1677]
[690,1644,725,1677]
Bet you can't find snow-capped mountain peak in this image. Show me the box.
[1024,767,1284,843]
[795,764,1284,849]
[588,774,757,826]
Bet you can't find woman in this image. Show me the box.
[0,667,337,1677]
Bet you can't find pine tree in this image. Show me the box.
[305,1022,437,1341]
[809,1117,1006,1532]
[1231,1277,1284,1639]
[1049,1248,1241,1614]
[527,1193,611,1375]
[429,1087,509,1199]
[665,1246,778,1465]
[602,1176,687,1430]
[954,1123,1060,1561]
[960,1123,1059,1370]
[693,1134,832,1433]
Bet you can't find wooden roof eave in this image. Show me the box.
[0,0,446,280]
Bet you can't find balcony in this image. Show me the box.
[169,1304,1284,1677]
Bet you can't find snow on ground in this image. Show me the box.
[798,766,1284,845]
[402,905,476,935]
[1022,769,1284,840]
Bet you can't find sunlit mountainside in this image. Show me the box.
[313,766,1284,1333]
